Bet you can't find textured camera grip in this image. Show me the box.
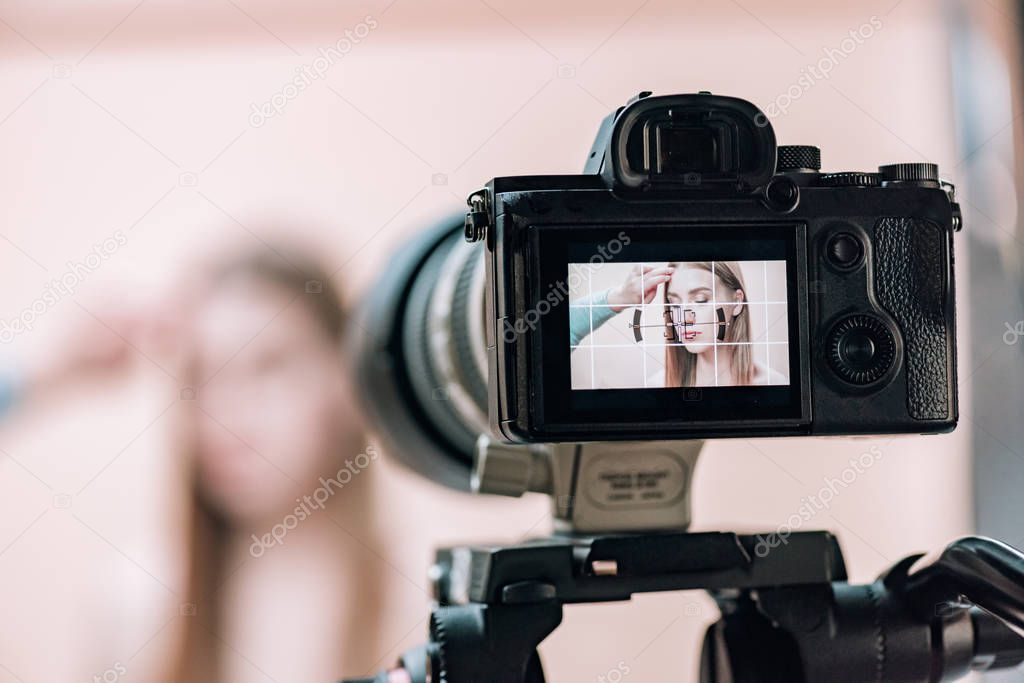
[873,218,950,420]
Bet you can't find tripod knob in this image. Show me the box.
[472,436,552,497]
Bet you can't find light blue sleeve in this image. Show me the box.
[569,289,619,346]
[0,371,20,418]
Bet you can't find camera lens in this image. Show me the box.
[348,213,488,491]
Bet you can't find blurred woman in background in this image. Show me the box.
[167,249,390,683]
[0,245,397,682]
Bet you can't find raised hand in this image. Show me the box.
[606,264,674,312]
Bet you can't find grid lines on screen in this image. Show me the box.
[568,260,790,390]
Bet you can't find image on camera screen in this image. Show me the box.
[569,260,790,389]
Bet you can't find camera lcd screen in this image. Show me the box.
[568,260,790,390]
[530,223,807,433]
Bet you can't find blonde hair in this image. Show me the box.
[663,261,753,386]
[169,249,382,682]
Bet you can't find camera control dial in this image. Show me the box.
[819,172,882,188]
[826,314,897,386]
[879,162,940,185]
[776,145,822,172]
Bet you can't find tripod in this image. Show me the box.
[345,441,1024,682]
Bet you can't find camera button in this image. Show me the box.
[826,232,864,270]
[826,314,897,386]
[764,176,800,212]
[842,332,876,366]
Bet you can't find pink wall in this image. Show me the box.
[0,1,983,681]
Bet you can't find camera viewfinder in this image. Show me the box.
[654,125,723,175]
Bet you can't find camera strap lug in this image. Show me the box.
[465,189,491,243]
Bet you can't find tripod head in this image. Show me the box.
[344,535,1024,683]
[473,438,703,533]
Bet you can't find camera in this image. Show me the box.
[465,91,962,442]
[344,93,1024,683]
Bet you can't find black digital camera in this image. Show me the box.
[465,91,962,442]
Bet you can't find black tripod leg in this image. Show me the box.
[700,593,806,683]
[428,600,563,683]
[524,650,545,683]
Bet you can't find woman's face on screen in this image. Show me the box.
[666,265,731,356]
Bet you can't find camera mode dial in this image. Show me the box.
[776,145,821,173]
[826,314,897,386]
[819,172,882,188]
[879,163,940,186]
